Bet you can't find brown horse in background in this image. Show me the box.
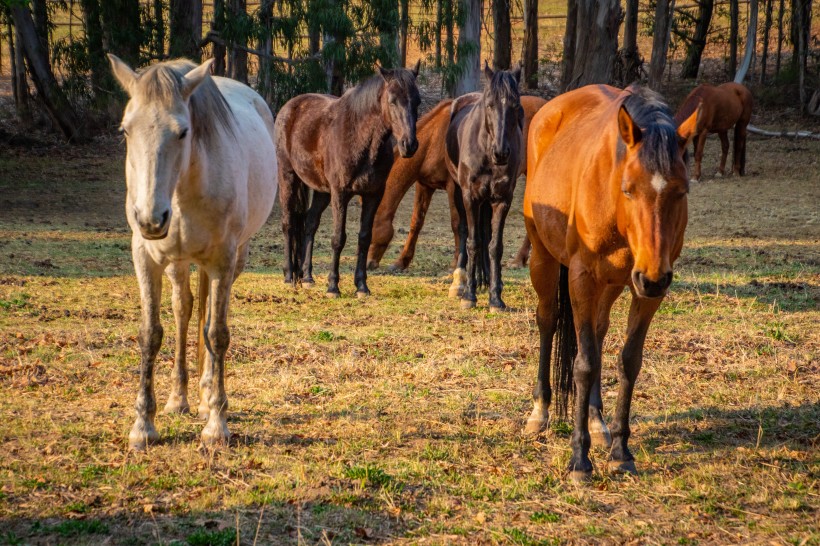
[275,63,420,298]
[524,84,698,481]
[675,82,752,181]
[366,95,546,273]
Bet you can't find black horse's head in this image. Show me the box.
[379,60,421,158]
[481,62,523,166]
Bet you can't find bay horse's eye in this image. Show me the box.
[179,128,189,140]
[622,188,633,199]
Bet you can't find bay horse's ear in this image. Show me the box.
[617,105,642,148]
[181,58,214,100]
[484,60,494,82]
[676,100,701,151]
[108,54,137,96]
[378,66,393,81]
[411,59,421,78]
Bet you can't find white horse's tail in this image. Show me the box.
[197,268,210,378]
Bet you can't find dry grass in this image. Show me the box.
[0,123,818,545]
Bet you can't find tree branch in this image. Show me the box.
[198,32,320,65]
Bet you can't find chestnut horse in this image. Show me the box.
[523,85,698,480]
[446,64,524,310]
[675,82,752,181]
[275,63,420,297]
[366,95,546,272]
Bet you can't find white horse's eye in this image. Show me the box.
[179,128,189,140]
[119,125,128,137]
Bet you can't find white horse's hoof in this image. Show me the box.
[356,290,370,299]
[201,417,230,447]
[302,280,315,289]
[129,421,159,451]
[163,396,190,415]
[524,403,549,435]
[460,299,476,310]
[449,268,467,299]
[449,286,464,298]
[589,417,612,449]
[326,291,340,299]
[608,460,638,475]
[197,404,210,421]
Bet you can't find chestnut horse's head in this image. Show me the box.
[616,88,699,299]
[482,62,523,165]
[378,61,421,158]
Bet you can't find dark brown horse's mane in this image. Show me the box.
[342,70,417,118]
[622,86,679,176]
[484,70,521,104]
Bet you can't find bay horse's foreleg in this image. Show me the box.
[459,195,480,310]
[447,181,461,271]
[587,285,624,449]
[488,200,510,310]
[354,190,384,297]
[200,260,237,447]
[449,184,469,298]
[163,261,193,415]
[326,190,351,298]
[733,122,748,176]
[717,131,730,177]
[303,191,331,287]
[129,244,164,450]
[608,291,662,475]
[391,182,435,272]
[693,131,708,182]
[524,239,560,434]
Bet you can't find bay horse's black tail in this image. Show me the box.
[475,200,492,289]
[289,182,310,284]
[553,264,578,420]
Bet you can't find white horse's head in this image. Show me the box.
[109,55,214,240]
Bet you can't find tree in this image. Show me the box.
[790,0,812,112]
[492,0,511,70]
[774,0,785,76]
[729,0,738,76]
[759,0,773,82]
[619,0,641,84]
[169,0,202,60]
[680,0,714,79]
[80,0,118,109]
[211,0,226,75]
[521,0,538,88]
[648,0,675,89]
[399,0,409,67]
[100,0,142,65]
[450,0,481,95]
[226,0,248,82]
[564,0,622,90]
[560,0,578,90]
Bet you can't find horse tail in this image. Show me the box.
[553,264,577,420]
[197,268,210,380]
[290,181,310,282]
[475,200,492,289]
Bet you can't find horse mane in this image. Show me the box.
[485,70,521,104]
[417,99,453,133]
[134,59,236,146]
[343,69,418,118]
[622,85,679,176]
[674,85,709,125]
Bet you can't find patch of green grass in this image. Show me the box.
[312,330,337,342]
[0,293,30,309]
[185,528,236,546]
[530,510,560,524]
[343,463,393,489]
[48,519,109,536]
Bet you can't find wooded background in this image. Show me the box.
[0,0,817,142]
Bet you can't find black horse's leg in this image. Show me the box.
[609,290,662,475]
[449,184,469,298]
[488,200,510,310]
[587,285,623,449]
[278,168,300,284]
[461,195,480,309]
[446,180,462,271]
[354,190,384,297]
[327,190,351,298]
[303,191,331,287]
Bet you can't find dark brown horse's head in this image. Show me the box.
[378,61,421,158]
[482,62,523,165]
[615,88,699,299]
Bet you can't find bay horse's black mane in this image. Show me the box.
[622,86,679,177]
[484,69,521,105]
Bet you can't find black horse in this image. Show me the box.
[275,62,421,297]
[445,63,523,310]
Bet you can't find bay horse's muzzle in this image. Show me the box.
[398,137,418,158]
[632,270,673,299]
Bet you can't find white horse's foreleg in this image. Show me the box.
[164,261,193,414]
[129,244,165,450]
[200,260,236,446]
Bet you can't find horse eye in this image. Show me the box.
[119,125,128,137]
[622,189,633,199]
[179,128,189,140]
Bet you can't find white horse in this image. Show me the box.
[108,55,278,449]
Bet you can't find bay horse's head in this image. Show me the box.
[378,61,421,158]
[616,88,699,299]
[482,62,523,165]
[108,55,232,240]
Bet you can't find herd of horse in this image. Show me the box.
[107,54,753,481]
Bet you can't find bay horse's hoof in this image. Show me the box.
[129,422,160,451]
[589,418,612,449]
[387,263,405,274]
[366,260,379,271]
[568,470,593,483]
[460,299,476,310]
[326,290,340,299]
[508,260,526,269]
[608,460,638,475]
[356,290,370,299]
[163,397,190,415]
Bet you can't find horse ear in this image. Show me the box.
[411,59,421,78]
[181,58,214,100]
[512,65,522,85]
[378,66,393,81]
[617,105,642,148]
[676,99,701,151]
[484,60,494,82]
[108,54,137,96]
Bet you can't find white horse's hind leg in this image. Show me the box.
[129,244,164,450]
[164,261,193,414]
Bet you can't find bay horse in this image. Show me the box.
[675,82,752,181]
[365,94,546,272]
[108,55,278,449]
[446,64,524,310]
[523,84,699,481]
[275,63,420,298]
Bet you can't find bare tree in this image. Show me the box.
[400,0,409,67]
[648,0,676,89]
[80,0,117,109]
[211,0,226,75]
[8,16,32,123]
[760,0,773,82]
[227,0,248,83]
[169,0,202,60]
[561,0,578,90]
[619,0,641,84]
[680,0,715,79]
[729,0,738,76]
[774,0,785,76]
[451,0,481,95]
[493,0,511,70]
[522,0,538,88]
[564,0,622,90]
[100,0,142,65]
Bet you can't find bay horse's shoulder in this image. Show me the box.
[449,93,481,122]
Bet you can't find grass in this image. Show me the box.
[0,120,818,544]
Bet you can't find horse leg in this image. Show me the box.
[354,190,383,297]
[129,243,164,450]
[327,190,351,298]
[608,291,662,475]
[693,131,707,182]
[278,166,302,284]
[391,182,435,272]
[587,285,623,449]
[510,236,531,269]
[524,238,560,434]
[460,195,480,310]
[734,122,748,176]
[717,132,729,177]
[488,200,510,310]
[447,180,461,271]
[449,184,469,298]
[163,261,193,415]
[303,191,331,287]
[200,259,237,446]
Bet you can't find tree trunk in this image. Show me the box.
[100,0,142,66]
[567,0,622,90]
[445,0,455,68]
[80,0,117,109]
[10,6,86,142]
[10,20,32,124]
[435,0,443,68]
[169,0,202,60]
[227,0,248,83]
[451,0,481,96]
[31,0,48,59]
[323,0,345,96]
[760,0,773,82]
[774,0,784,76]
[648,0,675,89]
[680,0,714,79]
[729,0,738,76]
[734,0,758,83]
[620,0,640,83]
[522,0,538,88]
[493,0,511,70]
[560,0,578,91]
[212,0,226,75]
[792,0,810,112]
[400,0,409,67]
[153,0,165,59]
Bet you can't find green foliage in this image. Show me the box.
[185,528,237,546]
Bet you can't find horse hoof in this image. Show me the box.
[356,290,370,299]
[302,280,315,289]
[608,460,638,475]
[197,407,210,421]
[508,260,525,269]
[163,399,190,415]
[489,302,507,312]
[460,299,476,310]
[366,260,379,271]
[568,470,593,483]
[448,286,464,298]
[128,423,159,451]
[387,263,405,274]
[326,291,340,299]
[689,178,699,184]
[589,419,612,449]
[201,419,230,447]
[524,417,548,435]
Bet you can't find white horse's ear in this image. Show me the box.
[181,59,215,100]
[108,54,137,96]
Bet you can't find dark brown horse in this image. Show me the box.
[524,85,698,481]
[446,64,523,310]
[366,95,546,272]
[675,82,752,181]
[275,63,420,297]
